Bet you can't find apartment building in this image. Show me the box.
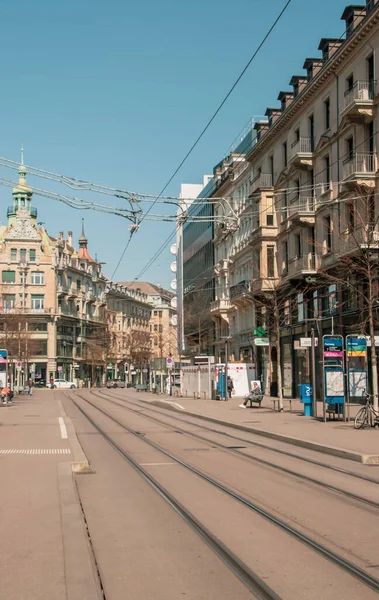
[106,283,151,384]
[121,281,178,389]
[0,162,151,386]
[211,1,379,397]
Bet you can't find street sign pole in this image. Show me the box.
[224,339,229,401]
[311,328,317,419]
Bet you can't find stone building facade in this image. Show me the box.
[0,162,151,387]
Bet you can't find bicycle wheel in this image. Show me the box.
[354,407,368,429]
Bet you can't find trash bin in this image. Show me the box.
[298,384,313,417]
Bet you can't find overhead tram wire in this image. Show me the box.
[110,0,294,279]
[132,8,378,281]
[132,126,379,281]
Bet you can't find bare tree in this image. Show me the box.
[316,185,379,410]
[184,288,214,356]
[85,323,111,386]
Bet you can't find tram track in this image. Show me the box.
[68,390,379,595]
[66,390,280,600]
[93,388,379,510]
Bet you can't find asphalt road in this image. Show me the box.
[63,389,379,599]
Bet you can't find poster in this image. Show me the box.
[325,369,344,397]
[348,370,367,398]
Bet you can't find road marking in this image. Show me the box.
[58,417,68,439]
[0,449,71,454]
[139,462,176,466]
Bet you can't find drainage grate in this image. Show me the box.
[227,446,247,450]
[0,449,71,454]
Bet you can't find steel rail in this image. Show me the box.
[100,388,379,486]
[66,392,281,600]
[71,390,379,594]
[91,389,379,511]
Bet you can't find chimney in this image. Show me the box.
[341,5,366,37]
[59,231,64,240]
[67,231,73,246]
[303,58,324,82]
[290,75,308,97]
[253,120,269,141]
[318,38,344,62]
[265,108,282,127]
[277,91,294,112]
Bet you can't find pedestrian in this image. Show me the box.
[227,376,234,399]
[28,377,33,396]
[240,381,261,408]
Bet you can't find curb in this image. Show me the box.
[58,462,102,599]
[140,398,379,465]
[58,399,91,473]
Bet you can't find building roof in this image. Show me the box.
[120,281,174,298]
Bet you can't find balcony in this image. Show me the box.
[98,292,107,305]
[86,290,96,302]
[68,286,78,298]
[340,81,376,123]
[250,173,273,195]
[289,138,314,169]
[337,227,379,258]
[6,206,37,218]
[342,152,377,188]
[283,253,318,282]
[288,196,316,225]
[250,277,278,295]
[58,306,76,318]
[57,284,69,296]
[210,298,231,315]
[249,223,277,246]
[229,280,251,305]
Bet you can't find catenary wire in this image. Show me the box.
[112,0,294,278]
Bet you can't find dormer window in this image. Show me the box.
[307,66,312,81]
[322,47,329,62]
[293,82,299,97]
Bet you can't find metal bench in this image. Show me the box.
[135,384,148,392]
[326,403,343,421]
[245,391,264,408]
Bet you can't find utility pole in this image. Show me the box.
[224,338,229,401]
[311,327,317,418]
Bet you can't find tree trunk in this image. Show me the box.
[276,328,284,411]
[367,273,378,410]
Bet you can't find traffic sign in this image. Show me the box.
[57,366,62,372]
[300,337,319,348]
[254,338,269,346]
[166,357,174,369]
[254,326,267,338]
[16,361,22,370]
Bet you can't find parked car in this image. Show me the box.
[35,379,46,387]
[51,378,77,389]
[106,379,126,389]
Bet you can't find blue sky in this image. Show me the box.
[1,0,351,287]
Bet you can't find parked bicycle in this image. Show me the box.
[354,392,379,429]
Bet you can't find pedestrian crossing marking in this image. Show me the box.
[0,449,71,454]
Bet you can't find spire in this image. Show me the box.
[79,218,88,248]
[21,144,24,165]
[19,144,27,181]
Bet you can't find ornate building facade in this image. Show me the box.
[0,161,151,387]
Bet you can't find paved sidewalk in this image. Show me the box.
[0,391,99,600]
[122,389,379,464]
